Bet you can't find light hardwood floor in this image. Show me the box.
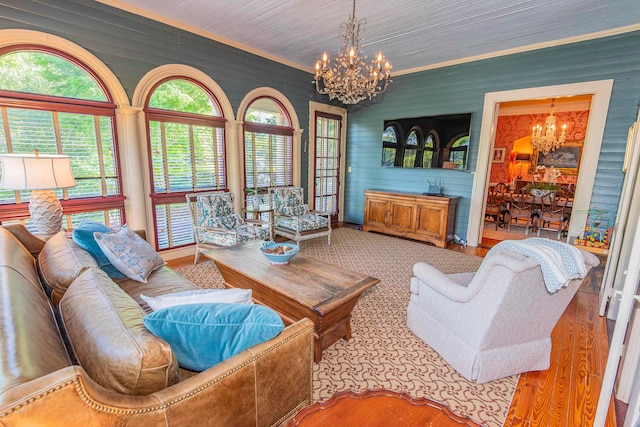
[168,231,617,426]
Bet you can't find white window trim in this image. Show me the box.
[237,88,303,211]
[132,64,234,259]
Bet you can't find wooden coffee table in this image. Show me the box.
[203,241,379,362]
[288,389,482,426]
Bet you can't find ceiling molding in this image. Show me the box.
[393,23,640,76]
[95,0,313,73]
[97,0,640,77]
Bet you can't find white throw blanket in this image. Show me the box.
[486,238,587,293]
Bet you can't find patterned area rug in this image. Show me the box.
[176,228,517,426]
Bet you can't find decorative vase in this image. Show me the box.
[530,188,551,197]
[249,195,260,209]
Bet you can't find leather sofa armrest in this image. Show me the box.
[2,224,46,258]
[0,318,315,427]
[413,262,479,303]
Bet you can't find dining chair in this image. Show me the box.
[508,189,535,234]
[485,186,509,229]
[538,192,567,240]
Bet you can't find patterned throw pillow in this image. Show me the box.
[94,225,165,283]
[72,220,126,279]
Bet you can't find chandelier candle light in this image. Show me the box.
[313,0,392,105]
[531,99,567,155]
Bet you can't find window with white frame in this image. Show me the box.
[0,46,124,229]
[145,77,227,250]
[243,96,293,205]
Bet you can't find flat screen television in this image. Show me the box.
[381,113,472,170]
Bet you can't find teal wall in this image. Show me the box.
[0,0,321,192]
[2,1,639,239]
[344,31,640,238]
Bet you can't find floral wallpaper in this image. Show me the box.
[490,110,590,185]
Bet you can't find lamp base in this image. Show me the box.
[29,190,63,237]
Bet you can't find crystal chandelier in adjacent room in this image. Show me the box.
[531,99,567,155]
[313,0,392,105]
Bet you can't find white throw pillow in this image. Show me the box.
[141,289,253,311]
[94,225,165,283]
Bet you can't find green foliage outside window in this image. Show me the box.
[0,51,106,101]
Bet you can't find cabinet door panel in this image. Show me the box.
[415,204,446,239]
[365,198,388,228]
[389,201,415,231]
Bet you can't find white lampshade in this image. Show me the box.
[0,153,76,190]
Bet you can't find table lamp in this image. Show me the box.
[0,152,76,236]
[514,153,531,179]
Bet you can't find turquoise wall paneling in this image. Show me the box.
[0,0,318,192]
[345,31,640,238]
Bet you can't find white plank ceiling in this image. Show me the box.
[101,0,640,74]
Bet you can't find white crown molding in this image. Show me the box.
[393,23,640,76]
[95,0,311,73]
[96,1,640,77]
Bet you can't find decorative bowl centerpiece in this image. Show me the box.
[260,241,299,265]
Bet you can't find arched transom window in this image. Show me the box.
[0,46,124,228]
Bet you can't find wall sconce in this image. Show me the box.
[0,152,76,236]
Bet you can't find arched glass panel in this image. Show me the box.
[423,134,436,168]
[382,126,398,143]
[381,125,399,167]
[449,135,469,169]
[148,79,220,116]
[0,47,122,230]
[0,50,107,101]
[406,130,419,146]
[245,97,290,126]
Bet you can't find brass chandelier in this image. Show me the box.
[531,99,567,155]
[313,0,392,105]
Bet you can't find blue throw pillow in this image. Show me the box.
[143,303,284,371]
[72,220,126,279]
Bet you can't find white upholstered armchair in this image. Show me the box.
[406,241,599,383]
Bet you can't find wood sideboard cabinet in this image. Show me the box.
[363,189,459,248]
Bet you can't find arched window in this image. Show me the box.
[0,46,124,228]
[145,77,227,250]
[448,135,469,169]
[381,124,399,167]
[243,96,293,203]
[402,127,423,168]
[423,131,439,168]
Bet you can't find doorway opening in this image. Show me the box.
[466,80,614,248]
[482,95,593,244]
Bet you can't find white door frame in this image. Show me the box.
[308,101,347,221]
[467,80,614,247]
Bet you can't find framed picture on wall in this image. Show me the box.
[492,147,506,163]
[533,141,583,175]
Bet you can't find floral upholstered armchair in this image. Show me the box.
[186,191,269,263]
[269,186,332,246]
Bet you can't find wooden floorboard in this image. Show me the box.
[167,228,617,426]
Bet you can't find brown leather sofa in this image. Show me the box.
[0,225,314,426]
